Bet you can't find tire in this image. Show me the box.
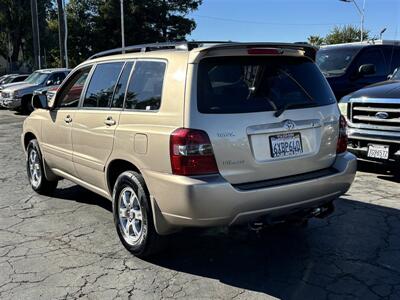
[26,139,58,195]
[112,171,164,257]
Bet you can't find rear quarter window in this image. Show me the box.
[197,56,336,114]
[125,60,166,111]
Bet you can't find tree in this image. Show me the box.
[137,0,201,41]
[0,0,55,71]
[0,0,202,70]
[63,0,98,67]
[307,35,324,46]
[324,25,369,44]
[0,0,31,65]
[61,0,202,67]
[308,25,370,47]
[56,0,66,67]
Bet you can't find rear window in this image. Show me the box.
[197,56,336,114]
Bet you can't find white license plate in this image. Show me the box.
[270,133,303,158]
[367,144,389,160]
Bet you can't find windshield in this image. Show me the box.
[197,56,335,114]
[316,47,360,75]
[2,76,17,84]
[24,72,48,85]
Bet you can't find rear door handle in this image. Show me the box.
[64,115,72,123]
[104,116,116,126]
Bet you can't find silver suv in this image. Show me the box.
[22,42,357,257]
[1,68,69,113]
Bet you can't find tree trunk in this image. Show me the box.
[57,0,66,67]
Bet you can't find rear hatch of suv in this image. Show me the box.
[186,45,340,184]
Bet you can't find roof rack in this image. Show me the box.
[88,41,232,60]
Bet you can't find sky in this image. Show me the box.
[187,0,400,42]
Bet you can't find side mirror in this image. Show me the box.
[358,64,376,76]
[32,94,49,110]
[46,80,54,86]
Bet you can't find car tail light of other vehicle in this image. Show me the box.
[337,115,348,154]
[170,128,219,176]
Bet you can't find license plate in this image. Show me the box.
[270,132,303,158]
[367,144,389,160]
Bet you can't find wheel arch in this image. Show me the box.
[106,159,142,196]
[23,132,37,149]
[105,158,178,235]
[23,132,58,182]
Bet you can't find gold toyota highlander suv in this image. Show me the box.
[22,42,357,257]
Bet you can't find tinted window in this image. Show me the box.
[3,76,17,84]
[316,47,359,75]
[58,68,90,108]
[83,62,124,108]
[198,56,336,114]
[25,72,48,85]
[388,48,400,72]
[13,75,28,82]
[49,72,66,85]
[356,48,387,76]
[111,62,133,108]
[125,61,166,110]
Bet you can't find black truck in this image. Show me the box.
[339,67,400,164]
[316,40,400,101]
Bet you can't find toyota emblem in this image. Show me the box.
[283,120,296,130]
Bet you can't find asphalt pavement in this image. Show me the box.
[0,109,399,299]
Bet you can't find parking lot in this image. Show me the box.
[0,109,399,299]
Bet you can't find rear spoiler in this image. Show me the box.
[197,42,318,62]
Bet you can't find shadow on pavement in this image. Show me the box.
[357,160,400,183]
[52,185,112,212]
[149,198,400,299]
[49,183,400,298]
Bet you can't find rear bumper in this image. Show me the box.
[348,127,400,162]
[143,152,357,232]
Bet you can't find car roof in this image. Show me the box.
[320,39,400,50]
[1,74,20,78]
[34,68,71,74]
[8,74,28,78]
[86,41,318,63]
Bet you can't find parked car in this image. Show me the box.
[33,85,60,103]
[22,42,357,257]
[317,40,400,100]
[0,74,29,88]
[0,68,69,113]
[0,74,19,85]
[32,71,87,104]
[339,67,400,164]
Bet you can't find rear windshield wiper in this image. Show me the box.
[274,68,314,118]
[274,101,311,117]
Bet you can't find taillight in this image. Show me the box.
[170,128,219,176]
[336,115,348,154]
